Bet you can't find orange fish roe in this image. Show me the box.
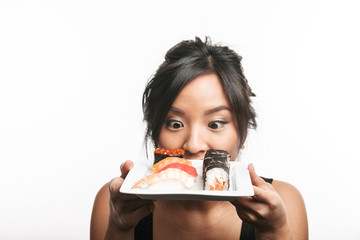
[154,148,185,155]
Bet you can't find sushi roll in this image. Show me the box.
[154,148,185,164]
[203,149,230,191]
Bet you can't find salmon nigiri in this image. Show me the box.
[151,157,192,173]
[131,160,198,190]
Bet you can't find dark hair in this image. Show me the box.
[142,36,256,151]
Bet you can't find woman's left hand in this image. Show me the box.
[231,164,293,240]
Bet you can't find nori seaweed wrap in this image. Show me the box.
[203,149,230,191]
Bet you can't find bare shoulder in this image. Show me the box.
[272,180,303,202]
[272,180,309,240]
[90,182,110,240]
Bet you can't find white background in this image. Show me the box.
[1,0,359,239]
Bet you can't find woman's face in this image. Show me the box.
[158,73,240,161]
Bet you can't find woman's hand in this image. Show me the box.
[105,160,156,239]
[231,164,292,240]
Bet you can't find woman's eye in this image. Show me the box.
[166,120,184,129]
[208,121,227,129]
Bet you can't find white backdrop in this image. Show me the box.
[1,0,359,239]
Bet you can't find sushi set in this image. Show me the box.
[120,149,254,201]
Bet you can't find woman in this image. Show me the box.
[90,37,308,240]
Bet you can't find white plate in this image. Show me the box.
[120,160,254,201]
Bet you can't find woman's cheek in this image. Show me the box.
[211,130,240,160]
[158,128,182,149]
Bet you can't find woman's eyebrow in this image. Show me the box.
[169,105,231,115]
[204,106,232,115]
[169,107,184,115]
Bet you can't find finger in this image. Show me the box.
[131,202,155,222]
[248,164,271,189]
[231,186,269,207]
[120,160,134,179]
[115,201,156,230]
[115,197,156,214]
[128,198,156,211]
[231,197,266,223]
[109,177,138,200]
[109,177,124,193]
[231,195,260,210]
[252,185,270,203]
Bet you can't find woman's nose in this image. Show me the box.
[182,126,207,159]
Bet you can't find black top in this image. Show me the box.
[134,177,273,240]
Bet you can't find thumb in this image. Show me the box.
[109,177,124,194]
[248,163,267,188]
[120,160,134,179]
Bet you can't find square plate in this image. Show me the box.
[120,160,254,201]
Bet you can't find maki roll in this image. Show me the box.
[154,148,185,164]
[203,149,230,191]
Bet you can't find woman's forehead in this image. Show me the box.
[172,73,231,108]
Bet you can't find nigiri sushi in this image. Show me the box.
[151,157,192,174]
[131,158,198,190]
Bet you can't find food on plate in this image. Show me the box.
[130,149,232,192]
[203,149,230,191]
[131,158,198,190]
[154,148,185,164]
[151,157,192,173]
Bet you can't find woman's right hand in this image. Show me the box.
[105,160,156,239]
